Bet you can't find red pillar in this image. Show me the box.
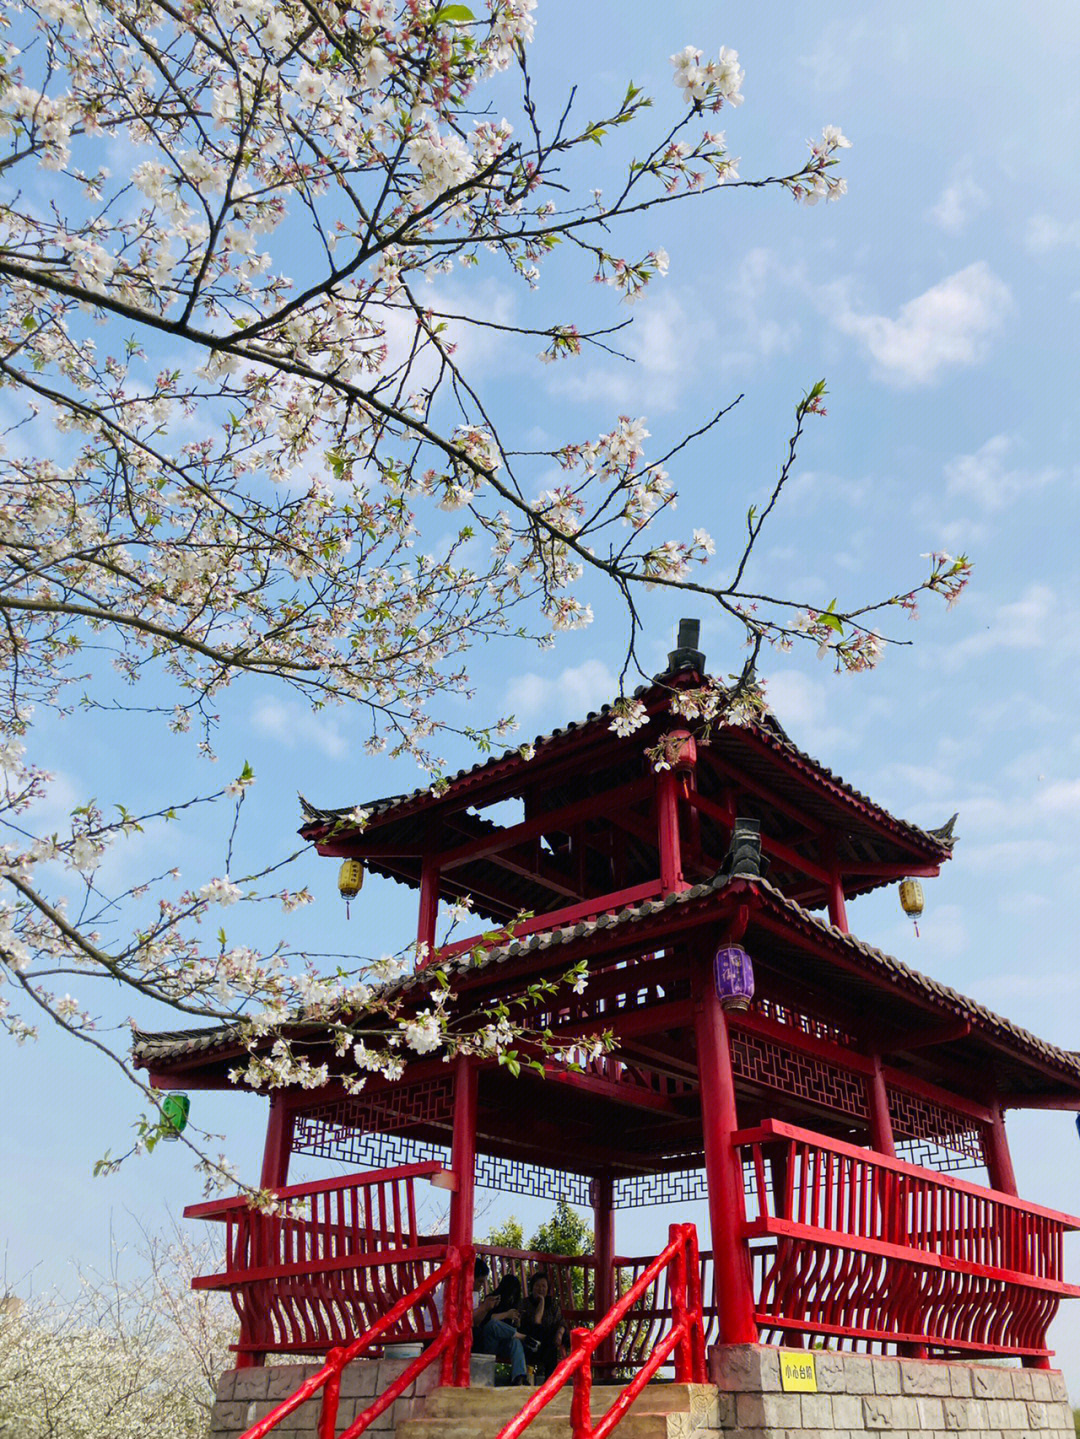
[448,1055,478,1252]
[259,1092,294,1190]
[984,1102,1018,1195]
[865,1055,896,1157]
[656,769,684,894]
[592,1173,616,1368]
[827,871,849,932]
[691,950,758,1345]
[417,854,440,964]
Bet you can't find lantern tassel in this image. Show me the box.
[913,918,920,939]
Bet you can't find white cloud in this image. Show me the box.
[763,670,848,750]
[1025,213,1080,254]
[947,583,1059,662]
[945,434,1060,510]
[546,289,716,412]
[827,262,1011,386]
[928,165,987,235]
[251,698,346,757]
[506,658,618,724]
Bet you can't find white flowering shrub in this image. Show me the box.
[0,0,971,1174]
[0,1229,235,1439]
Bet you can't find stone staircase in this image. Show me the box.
[397,1381,723,1439]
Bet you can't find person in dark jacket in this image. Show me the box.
[520,1271,569,1381]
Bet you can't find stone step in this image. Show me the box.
[398,1412,680,1439]
[420,1383,703,1419]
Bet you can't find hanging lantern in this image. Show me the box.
[899,880,924,917]
[160,1092,190,1142]
[714,944,755,1012]
[338,859,364,898]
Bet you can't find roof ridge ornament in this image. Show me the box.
[661,617,706,678]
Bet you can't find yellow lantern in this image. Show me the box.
[338,859,364,907]
[899,879,924,917]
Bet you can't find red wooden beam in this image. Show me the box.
[891,1019,972,1051]
[698,745,825,836]
[539,1061,688,1115]
[430,878,665,965]
[840,862,942,878]
[686,788,833,887]
[437,779,653,871]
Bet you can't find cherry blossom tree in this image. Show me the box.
[0,0,970,1175]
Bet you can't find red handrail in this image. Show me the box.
[493,1224,706,1439]
[237,1244,474,1439]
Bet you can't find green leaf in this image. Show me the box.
[431,3,474,21]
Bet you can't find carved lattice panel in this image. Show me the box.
[730,1029,869,1120]
[290,1125,451,1168]
[613,1169,709,1207]
[888,1088,985,1173]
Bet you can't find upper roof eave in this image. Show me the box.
[298,676,954,864]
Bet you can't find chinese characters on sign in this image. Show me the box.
[779,1351,818,1392]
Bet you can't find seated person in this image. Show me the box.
[520,1271,570,1381]
[472,1259,528,1386]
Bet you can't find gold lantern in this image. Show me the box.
[899,879,924,917]
[338,860,364,917]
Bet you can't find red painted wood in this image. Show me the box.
[448,1055,477,1256]
[985,1101,1019,1196]
[437,780,653,871]
[235,1248,468,1439]
[427,878,666,967]
[865,1055,896,1157]
[686,787,833,887]
[691,952,758,1344]
[592,1175,615,1369]
[185,1162,442,1217]
[735,1122,1080,1358]
[827,870,848,932]
[656,769,684,894]
[259,1093,294,1190]
[416,853,440,961]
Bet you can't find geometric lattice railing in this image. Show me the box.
[737,1119,1080,1360]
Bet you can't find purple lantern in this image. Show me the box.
[714,944,755,1012]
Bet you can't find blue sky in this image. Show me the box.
[4,0,1080,1386]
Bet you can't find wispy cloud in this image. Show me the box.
[1025,213,1080,254]
[545,289,716,413]
[506,658,618,725]
[945,434,1060,511]
[928,164,988,235]
[827,262,1011,386]
[947,583,1064,662]
[251,698,346,758]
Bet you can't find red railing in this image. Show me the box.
[236,1244,474,1439]
[737,1119,1080,1358]
[492,1224,706,1439]
[185,1162,448,1364]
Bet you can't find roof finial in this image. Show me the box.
[665,617,706,676]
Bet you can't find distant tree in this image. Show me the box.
[529,1199,592,1260]
[485,1216,526,1251]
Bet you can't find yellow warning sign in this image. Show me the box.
[779,1351,817,1392]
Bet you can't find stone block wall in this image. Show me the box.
[710,1345,1074,1439]
[207,1354,495,1439]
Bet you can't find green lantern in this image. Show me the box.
[160,1092,190,1141]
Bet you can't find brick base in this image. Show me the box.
[207,1354,495,1439]
[710,1345,1074,1439]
